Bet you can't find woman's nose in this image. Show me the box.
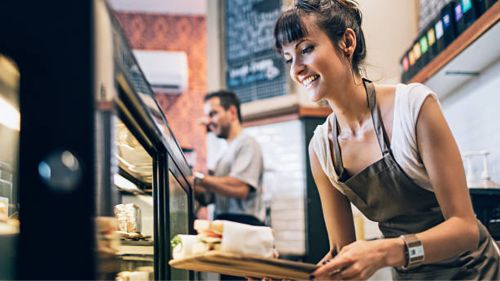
[290,58,306,80]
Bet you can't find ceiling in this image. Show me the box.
[107,0,207,15]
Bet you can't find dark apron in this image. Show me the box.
[330,79,500,280]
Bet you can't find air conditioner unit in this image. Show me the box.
[132,50,188,94]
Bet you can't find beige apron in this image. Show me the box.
[330,79,500,280]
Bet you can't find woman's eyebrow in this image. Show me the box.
[294,39,308,50]
[282,38,308,56]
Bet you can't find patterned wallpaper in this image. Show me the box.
[115,12,207,171]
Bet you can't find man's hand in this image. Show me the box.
[188,173,211,206]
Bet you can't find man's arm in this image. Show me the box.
[198,175,250,199]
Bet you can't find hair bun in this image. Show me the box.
[336,0,362,25]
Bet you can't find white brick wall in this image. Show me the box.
[434,60,500,184]
[207,120,307,255]
[245,120,307,255]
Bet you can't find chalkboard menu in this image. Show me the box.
[224,0,287,103]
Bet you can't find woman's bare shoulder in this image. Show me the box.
[374,83,398,98]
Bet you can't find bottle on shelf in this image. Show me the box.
[426,20,438,61]
[400,51,410,83]
[454,0,466,35]
[442,1,459,46]
[476,0,497,15]
[408,48,416,80]
[461,0,480,31]
[434,16,446,54]
[412,40,422,75]
[419,32,430,66]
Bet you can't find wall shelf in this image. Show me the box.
[410,2,500,99]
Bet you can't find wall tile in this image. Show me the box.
[439,60,500,185]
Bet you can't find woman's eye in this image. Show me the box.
[301,45,314,54]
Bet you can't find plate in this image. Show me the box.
[169,251,317,280]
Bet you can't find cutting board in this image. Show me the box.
[169,251,317,280]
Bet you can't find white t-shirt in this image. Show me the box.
[213,133,265,221]
[310,83,440,194]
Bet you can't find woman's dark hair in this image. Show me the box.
[204,90,242,123]
[274,0,366,76]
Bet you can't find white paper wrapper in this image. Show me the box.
[172,234,209,259]
[219,221,274,258]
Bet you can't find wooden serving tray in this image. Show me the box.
[169,251,317,280]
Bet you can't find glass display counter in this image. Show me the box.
[0,1,194,279]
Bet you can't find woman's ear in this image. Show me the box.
[342,28,357,58]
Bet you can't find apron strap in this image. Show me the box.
[332,115,347,180]
[363,78,391,155]
[331,79,391,178]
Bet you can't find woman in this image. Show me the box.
[274,0,499,280]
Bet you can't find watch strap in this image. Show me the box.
[193,172,205,186]
[401,234,425,269]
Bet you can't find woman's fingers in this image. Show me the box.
[311,255,352,279]
[335,264,361,280]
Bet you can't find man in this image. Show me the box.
[191,90,265,227]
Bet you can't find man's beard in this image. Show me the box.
[217,123,231,139]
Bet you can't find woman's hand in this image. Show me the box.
[311,240,393,280]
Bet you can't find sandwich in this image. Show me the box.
[170,220,223,259]
[171,219,276,259]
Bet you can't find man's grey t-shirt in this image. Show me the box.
[212,132,264,221]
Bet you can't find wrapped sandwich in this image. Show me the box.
[114,203,142,233]
[171,220,276,259]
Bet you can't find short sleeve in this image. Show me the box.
[391,83,440,191]
[229,138,263,190]
[405,83,440,127]
[310,116,345,194]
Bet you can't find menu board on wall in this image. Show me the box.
[224,0,286,103]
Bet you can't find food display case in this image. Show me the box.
[0,1,194,280]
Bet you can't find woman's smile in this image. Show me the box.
[300,74,320,88]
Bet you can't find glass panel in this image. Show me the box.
[96,117,154,280]
[0,54,20,280]
[114,118,154,280]
[169,170,189,280]
[112,20,167,132]
[116,119,153,185]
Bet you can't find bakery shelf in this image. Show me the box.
[410,2,500,99]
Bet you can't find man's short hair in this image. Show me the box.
[204,90,242,123]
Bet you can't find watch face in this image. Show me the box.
[409,245,424,258]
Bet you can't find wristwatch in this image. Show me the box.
[400,234,425,269]
[193,172,205,186]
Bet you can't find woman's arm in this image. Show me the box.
[312,95,479,280]
[410,95,479,262]
[309,141,357,258]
